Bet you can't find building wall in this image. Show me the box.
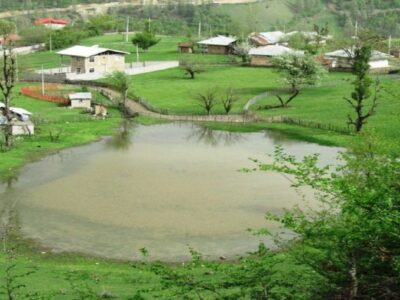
[329,57,389,70]
[207,45,230,55]
[250,55,272,66]
[11,123,34,135]
[86,54,125,74]
[70,99,91,109]
[44,23,66,30]
[179,47,193,53]
[71,57,86,74]
[369,59,389,69]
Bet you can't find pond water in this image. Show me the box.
[0,123,341,261]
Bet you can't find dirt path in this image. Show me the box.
[96,87,282,123]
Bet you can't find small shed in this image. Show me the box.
[69,92,92,109]
[0,103,34,135]
[197,36,237,55]
[249,45,304,66]
[325,48,390,70]
[178,42,193,53]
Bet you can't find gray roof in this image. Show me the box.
[198,35,237,46]
[69,92,92,100]
[249,45,304,56]
[58,45,128,58]
[325,48,390,61]
[259,31,285,44]
[0,103,32,116]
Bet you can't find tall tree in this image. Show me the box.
[345,46,378,133]
[0,20,16,149]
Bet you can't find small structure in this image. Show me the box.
[0,103,34,135]
[249,45,304,66]
[197,35,237,54]
[94,103,108,117]
[390,49,400,58]
[178,42,193,53]
[35,18,69,30]
[57,45,129,75]
[69,92,92,109]
[325,48,390,70]
[250,31,285,46]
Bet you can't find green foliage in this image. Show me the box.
[131,20,160,51]
[345,46,378,132]
[272,54,327,107]
[253,136,400,298]
[0,20,15,37]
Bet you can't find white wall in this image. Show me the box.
[70,99,91,109]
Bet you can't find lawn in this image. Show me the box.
[131,66,280,114]
[0,84,122,180]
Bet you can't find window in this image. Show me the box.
[76,68,81,74]
[89,56,95,62]
[89,68,95,73]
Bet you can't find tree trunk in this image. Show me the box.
[349,255,359,299]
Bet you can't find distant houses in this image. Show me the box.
[0,103,34,136]
[178,42,194,54]
[57,45,128,75]
[35,18,69,30]
[197,35,237,54]
[249,31,285,46]
[325,48,390,70]
[249,45,304,66]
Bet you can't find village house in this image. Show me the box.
[35,18,69,30]
[69,92,92,109]
[178,42,194,53]
[57,45,128,75]
[249,45,304,66]
[0,103,34,135]
[197,35,237,54]
[249,31,285,46]
[325,48,390,70]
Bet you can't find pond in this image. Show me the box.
[0,123,341,261]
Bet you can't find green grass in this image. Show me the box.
[0,84,122,180]
[132,66,280,114]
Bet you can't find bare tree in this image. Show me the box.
[195,90,216,115]
[221,88,238,114]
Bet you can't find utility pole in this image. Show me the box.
[136,44,139,62]
[198,21,202,38]
[125,16,129,43]
[388,35,392,55]
[41,65,45,96]
[354,20,358,38]
[49,33,52,53]
[15,54,18,82]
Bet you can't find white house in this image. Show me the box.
[0,103,34,135]
[197,36,237,54]
[69,92,92,109]
[325,48,390,70]
[57,45,129,75]
[249,45,304,66]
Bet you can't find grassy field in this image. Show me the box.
[0,84,122,180]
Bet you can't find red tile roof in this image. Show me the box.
[35,18,69,25]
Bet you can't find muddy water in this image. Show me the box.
[0,123,341,261]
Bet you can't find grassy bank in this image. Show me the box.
[0,84,122,180]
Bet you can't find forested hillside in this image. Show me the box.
[2,0,400,36]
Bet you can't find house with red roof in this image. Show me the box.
[35,18,69,30]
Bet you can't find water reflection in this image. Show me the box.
[186,125,245,147]
[105,120,134,151]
